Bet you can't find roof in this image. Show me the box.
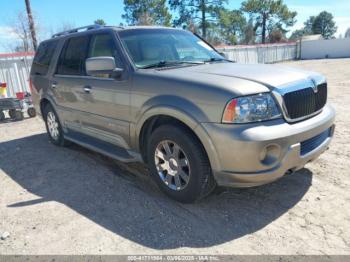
[301,34,324,41]
[116,25,179,30]
[51,24,182,39]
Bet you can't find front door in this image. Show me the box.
[77,32,131,149]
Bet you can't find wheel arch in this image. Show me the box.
[40,97,51,116]
[39,97,64,128]
[135,106,221,172]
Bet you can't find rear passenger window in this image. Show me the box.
[32,40,58,75]
[56,35,89,75]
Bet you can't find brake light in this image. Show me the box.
[0,82,6,88]
[222,99,237,123]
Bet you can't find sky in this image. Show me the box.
[0,0,349,52]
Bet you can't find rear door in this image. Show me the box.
[77,32,131,148]
[30,40,59,114]
[52,35,90,131]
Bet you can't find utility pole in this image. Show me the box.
[201,0,206,38]
[24,0,38,50]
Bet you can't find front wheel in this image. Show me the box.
[147,125,216,203]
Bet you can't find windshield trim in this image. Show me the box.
[138,60,206,69]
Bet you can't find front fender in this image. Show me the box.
[132,96,221,172]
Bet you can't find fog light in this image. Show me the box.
[260,144,281,165]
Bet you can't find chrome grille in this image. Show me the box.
[283,83,327,120]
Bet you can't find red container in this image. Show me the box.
[16,92,25,100]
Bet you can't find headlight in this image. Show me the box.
[222,93,281,123]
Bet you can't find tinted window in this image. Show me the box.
[87,33,120,78]
[88,34,117,58]
[32,40,58,75]
[57,35,90,75]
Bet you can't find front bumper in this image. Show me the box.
[200,105,336,187]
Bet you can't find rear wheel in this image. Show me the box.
[43,104,67,146]
[27,107,36,118]
[9,109,16,119]
[147,125,216,203]
[15,111,24,121]
[0,111,5,121]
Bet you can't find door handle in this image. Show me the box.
[51,82,58,89]
[83,86,92,93]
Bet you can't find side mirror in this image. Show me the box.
[85,56,123,78]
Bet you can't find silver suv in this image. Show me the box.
[30,25,335,203]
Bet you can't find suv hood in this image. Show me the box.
[190,62,323,89]
[148,62,325,97]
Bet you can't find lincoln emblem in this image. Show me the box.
[310,78,318,93]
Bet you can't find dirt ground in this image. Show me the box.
[0,58,349,255]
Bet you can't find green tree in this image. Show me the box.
[122,0,172,26]
[94,19,107,26]
[218,9,246,44]
[303,16,315,34]
[312,11,337,39]
[169,0,227,38]
[289,16,318,41]
[241,0,297,43]
[242,18,256,44]
[289,28,306,40]
[268,28,284,43]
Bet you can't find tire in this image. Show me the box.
[147,125,216,203]
[27,107,37,118]
[9,109,16,119]
[43,103,67,146]
[15,111,24,121]
[0,111,5,121]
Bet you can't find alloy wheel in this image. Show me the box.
[47,111,59,140]
[154,140,191,191]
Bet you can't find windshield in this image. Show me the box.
[118,29,224,69]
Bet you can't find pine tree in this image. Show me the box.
[169,0,227,38]
[122,0,172,26]
[241,0,296,43]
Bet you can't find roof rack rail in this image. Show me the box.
[52,24,103,38]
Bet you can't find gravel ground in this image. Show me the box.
[0,59,349,255]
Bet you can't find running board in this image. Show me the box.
[64,130,137,163]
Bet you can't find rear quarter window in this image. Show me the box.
[31,40,58,75]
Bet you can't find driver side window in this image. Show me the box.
[88,33,119,78]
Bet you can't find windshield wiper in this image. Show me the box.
[140,60,204,69]
[203,57,234,63]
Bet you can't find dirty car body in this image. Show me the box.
[30,25,335,202]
